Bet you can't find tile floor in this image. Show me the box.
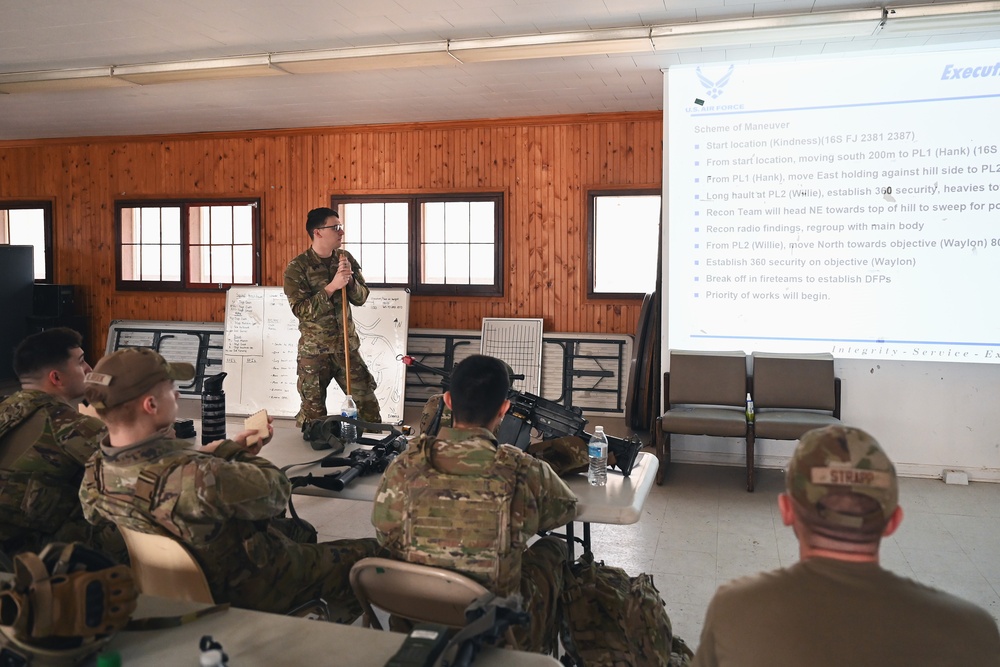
[292,458,1000,651]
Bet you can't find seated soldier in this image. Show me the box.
[78,347,378,620]
[0,328,126,563]
[373,354,578,654]
[693,425,1000,666]
[417,365,639,476]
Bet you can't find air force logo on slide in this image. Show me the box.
[696,64,735,99]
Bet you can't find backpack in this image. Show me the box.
[562,553,693,667]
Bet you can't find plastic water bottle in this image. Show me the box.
[746,392,755,424]
[340,394,358,444]
[588,426,608,487]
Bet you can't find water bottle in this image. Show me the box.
[201,372,227,445]
[340,394,358,444]
[588,426,608,487]
[746,392,755,424]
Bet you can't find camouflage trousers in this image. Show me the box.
[516,536,570,654]
[228,537,379,622]
[0,517,129,566]
[296,352,381,427]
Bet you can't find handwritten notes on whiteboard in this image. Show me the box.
[222,287,409,422]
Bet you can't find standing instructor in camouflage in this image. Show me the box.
[284,207,381,427]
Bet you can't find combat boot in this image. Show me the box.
[301,418,346,454]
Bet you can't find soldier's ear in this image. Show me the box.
[141,393,158,415]
[777,493,796,526]
[498,399,511,419]
[443,392,453,410]
[47,368,62,387]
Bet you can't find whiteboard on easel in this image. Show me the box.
[222,286,409,422]
[480,318,544,394]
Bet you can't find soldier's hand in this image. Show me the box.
[200,439,226,454]
[233,427,272,456]
[323,254,354,294]
[327,268,352,293]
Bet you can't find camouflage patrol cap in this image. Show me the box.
[786,425,898,539]
[84,348,195,409]
[527,436,589,477]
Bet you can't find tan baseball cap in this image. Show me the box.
[786,425,898,540]
[84,348,194,409]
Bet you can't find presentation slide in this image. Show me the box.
[665,45,1000,363]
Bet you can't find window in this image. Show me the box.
[116,199,260,291]
[588,190,661,297]
[0,202,53,282]
[334,194,503,296]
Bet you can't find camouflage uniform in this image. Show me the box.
[417,393,452,436]
[372,426,578,653]
[283,247,381,426]
[419,394,589,476]
[79,434,378,620]
[0,390,126,562]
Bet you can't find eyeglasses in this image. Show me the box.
[316,224,345,232]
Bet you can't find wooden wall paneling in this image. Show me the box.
[0,112,661,358]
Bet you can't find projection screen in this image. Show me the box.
[664,45,1000,363]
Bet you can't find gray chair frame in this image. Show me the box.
[653,350,750,486]
[747,352,842,491]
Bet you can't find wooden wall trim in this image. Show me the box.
[0,111,661,149]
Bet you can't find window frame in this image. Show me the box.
[332,193,504,297]
[587,188,661,299]
[0,200,54,283]
[114,198,262,292]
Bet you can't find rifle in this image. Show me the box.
[289,416,407,491]
[401,355,642,477]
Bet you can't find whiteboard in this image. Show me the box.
[222,286,409,422]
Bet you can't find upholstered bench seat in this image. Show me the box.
[660,407,748,437]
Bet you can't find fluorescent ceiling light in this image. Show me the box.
[449,28,653,62]
[650,10,885,51]
[272,43,454,73]
[0,67,134,94]
[114,55,282,85]
[0,2,999,94]
[880,1,1000,33]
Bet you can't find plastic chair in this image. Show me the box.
[118,525,214,604]
[349,557,518,648]
[118,524,329,619]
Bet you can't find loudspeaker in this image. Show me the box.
[33,284,75,318]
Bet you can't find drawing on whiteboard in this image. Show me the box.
[356,316,404,409]
[222,287,410,423]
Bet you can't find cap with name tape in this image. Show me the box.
[786,425,898,540]
[84,348,195,409]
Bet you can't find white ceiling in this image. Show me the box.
[1,0,999,140]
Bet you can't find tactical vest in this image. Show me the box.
[0,393,81,534]
[400,437,521,596]
[84,447,279,601]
